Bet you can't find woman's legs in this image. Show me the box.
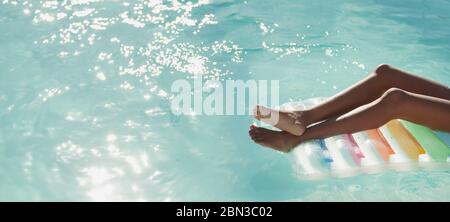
[302,64,450,125]
[249,88,450,152]
[254,64,450,135]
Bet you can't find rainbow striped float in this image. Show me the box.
[281,98,450,180]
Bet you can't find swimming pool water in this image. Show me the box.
[0,0,449,201]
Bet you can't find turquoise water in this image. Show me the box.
[1,0,450,201]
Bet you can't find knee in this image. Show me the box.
[380,88,408,104]
[373,64,392,78]
[377,88,409,119]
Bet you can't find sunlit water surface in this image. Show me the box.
[0,0,449,201]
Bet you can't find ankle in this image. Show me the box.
[300,109,316,126]
[288,134,304,151]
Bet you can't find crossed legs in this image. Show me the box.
[249,64,450,152]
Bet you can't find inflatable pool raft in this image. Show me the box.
[279,98,450,180]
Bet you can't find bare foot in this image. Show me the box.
[253,105,306,136]
[248,125,303,153]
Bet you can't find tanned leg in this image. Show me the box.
[254,64,450,136]
[249,88,450,152]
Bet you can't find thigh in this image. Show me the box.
[386,66,450,100]
[399,91,450,132]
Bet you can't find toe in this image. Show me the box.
[258,105,272,118]
[249,128,260,134]
[254,105,272,119]
[254,137,263,142]
[253,105,264,119]
[252,106,260,119]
